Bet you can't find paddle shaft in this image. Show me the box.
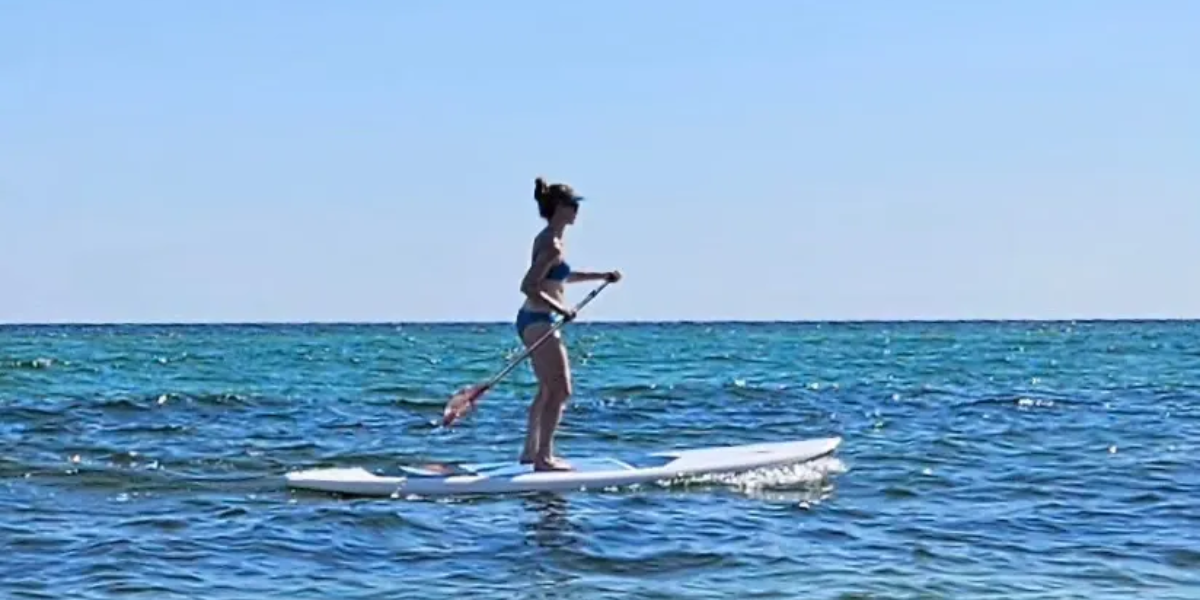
[479,280,611,392]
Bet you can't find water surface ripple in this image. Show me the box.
[2,321,1198,598]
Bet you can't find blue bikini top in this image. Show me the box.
[546,261,571,281]
[533,247,571,282]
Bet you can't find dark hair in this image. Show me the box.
[533,177,577,220]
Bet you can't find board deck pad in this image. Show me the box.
[399,457,639,479]
[285,436,841,497]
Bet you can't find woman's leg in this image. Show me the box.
[519,385,547,464]
[521,322,572,471]
[517,311,553,464]
[537,344,572,466]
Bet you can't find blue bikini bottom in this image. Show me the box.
[515,308,556,336]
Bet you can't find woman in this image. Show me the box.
[516,176,621,471]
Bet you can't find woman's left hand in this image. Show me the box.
[605,270,623,283]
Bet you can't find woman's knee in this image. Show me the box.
[547,379,572,403]
[541,365,572,401]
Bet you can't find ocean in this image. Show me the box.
[2,320,1198,599]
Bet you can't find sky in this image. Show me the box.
[1,1,1197,323]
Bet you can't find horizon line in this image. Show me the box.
[2,316,1198,327]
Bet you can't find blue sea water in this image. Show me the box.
[2,320,1199,599]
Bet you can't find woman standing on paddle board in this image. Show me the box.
[516,177,621,471]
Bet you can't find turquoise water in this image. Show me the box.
[3,321,1199,599]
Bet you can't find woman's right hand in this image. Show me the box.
[560,308,578,322]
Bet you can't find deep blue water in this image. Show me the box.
[3,321,1199,599]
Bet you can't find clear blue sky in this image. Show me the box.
[2,1,1197,323]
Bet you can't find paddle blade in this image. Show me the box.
[442,384,487,427]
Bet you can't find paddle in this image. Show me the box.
[441,280,612,427]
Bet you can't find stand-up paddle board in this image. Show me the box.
[285,436,841,497]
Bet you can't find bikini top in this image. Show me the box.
[533,247,571,281]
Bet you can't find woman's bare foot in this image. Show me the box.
[533,456,572,472]
[518,451,534,465]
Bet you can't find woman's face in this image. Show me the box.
[557,200,578,225]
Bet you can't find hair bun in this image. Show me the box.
[533,177,548,201]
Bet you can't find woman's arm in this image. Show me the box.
[565,271,609,283]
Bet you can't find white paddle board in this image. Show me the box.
[284,436,841,497]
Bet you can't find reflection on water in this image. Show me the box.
[523,493,578,551]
